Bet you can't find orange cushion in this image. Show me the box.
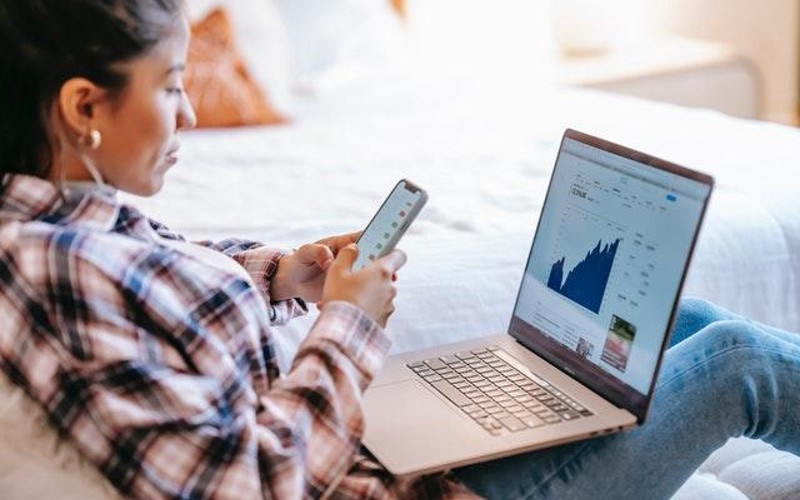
[184,7,287,128]
[390,0,406,18]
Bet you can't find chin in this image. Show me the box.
[126,176,165,197]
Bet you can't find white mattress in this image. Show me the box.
[123,75,800,369]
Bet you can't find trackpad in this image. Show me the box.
[363,379,474,459]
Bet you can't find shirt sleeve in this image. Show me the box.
[8,238,391,499]
[148,218,306,325]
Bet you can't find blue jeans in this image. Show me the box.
[454,298,800,499]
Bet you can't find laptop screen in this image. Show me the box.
[509,129,712,421]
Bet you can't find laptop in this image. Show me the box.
[362,129,714,476]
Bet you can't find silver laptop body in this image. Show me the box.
[363,129,714,476]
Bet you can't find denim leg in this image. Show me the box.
[669,297,738,346]
[454,306,800,499]
[674,297,800,346]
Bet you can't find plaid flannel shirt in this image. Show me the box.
[0,174,477,499]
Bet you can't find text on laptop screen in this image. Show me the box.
[512,137,711,396]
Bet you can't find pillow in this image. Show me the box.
[390,0,406,17]
[0,372,120,499]
[186,0,295,113]
[184,7,287,128]
[274,0,407,89]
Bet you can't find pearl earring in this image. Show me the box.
[81,129,102,150]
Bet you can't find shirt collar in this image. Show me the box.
[0,174,120,232]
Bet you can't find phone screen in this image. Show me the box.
[353,180,427,270]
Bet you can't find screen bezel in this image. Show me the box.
[508,129,714,423]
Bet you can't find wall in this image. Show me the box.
[651,0,800,124]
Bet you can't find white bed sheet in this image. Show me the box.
[122,77,800,369]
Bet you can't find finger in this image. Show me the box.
[377,249,407,274]
[314,244,335,270]
[316,231,361,254]
[329,243,359,275]
[297,244,333,269]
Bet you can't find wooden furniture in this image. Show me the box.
[557,36,761,120]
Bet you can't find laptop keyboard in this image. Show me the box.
[407,345,593,436]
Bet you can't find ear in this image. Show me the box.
[57,77,108,137]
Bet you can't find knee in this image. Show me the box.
[671,297,729,346]
[678,297,721,320]
[697,320,766,351]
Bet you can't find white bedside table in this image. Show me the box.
[557,36,761,119]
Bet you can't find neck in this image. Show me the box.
[46,155,96,185]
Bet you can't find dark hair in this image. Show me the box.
[0,0,182,179]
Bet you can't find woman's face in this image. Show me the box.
[69,15,196,196]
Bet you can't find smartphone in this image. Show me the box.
[352,179,428,271]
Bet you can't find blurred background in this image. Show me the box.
[395,0,799,125]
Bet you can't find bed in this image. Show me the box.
[2,1,800,498]
[114,78,800,498]
[126,79,800,499]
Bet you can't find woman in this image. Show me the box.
[0,1,798,499]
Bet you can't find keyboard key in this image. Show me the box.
[430,380,472,407]
[498,416,527,432]
[522,401,545,411]
[425,359,447,371]
[521,415,546,428]
[463,404,481,414]
[462,389,481,398]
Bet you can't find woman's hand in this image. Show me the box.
[269,232,360,302]
[320,244,407,327]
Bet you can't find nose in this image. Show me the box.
[177,91,197,131]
